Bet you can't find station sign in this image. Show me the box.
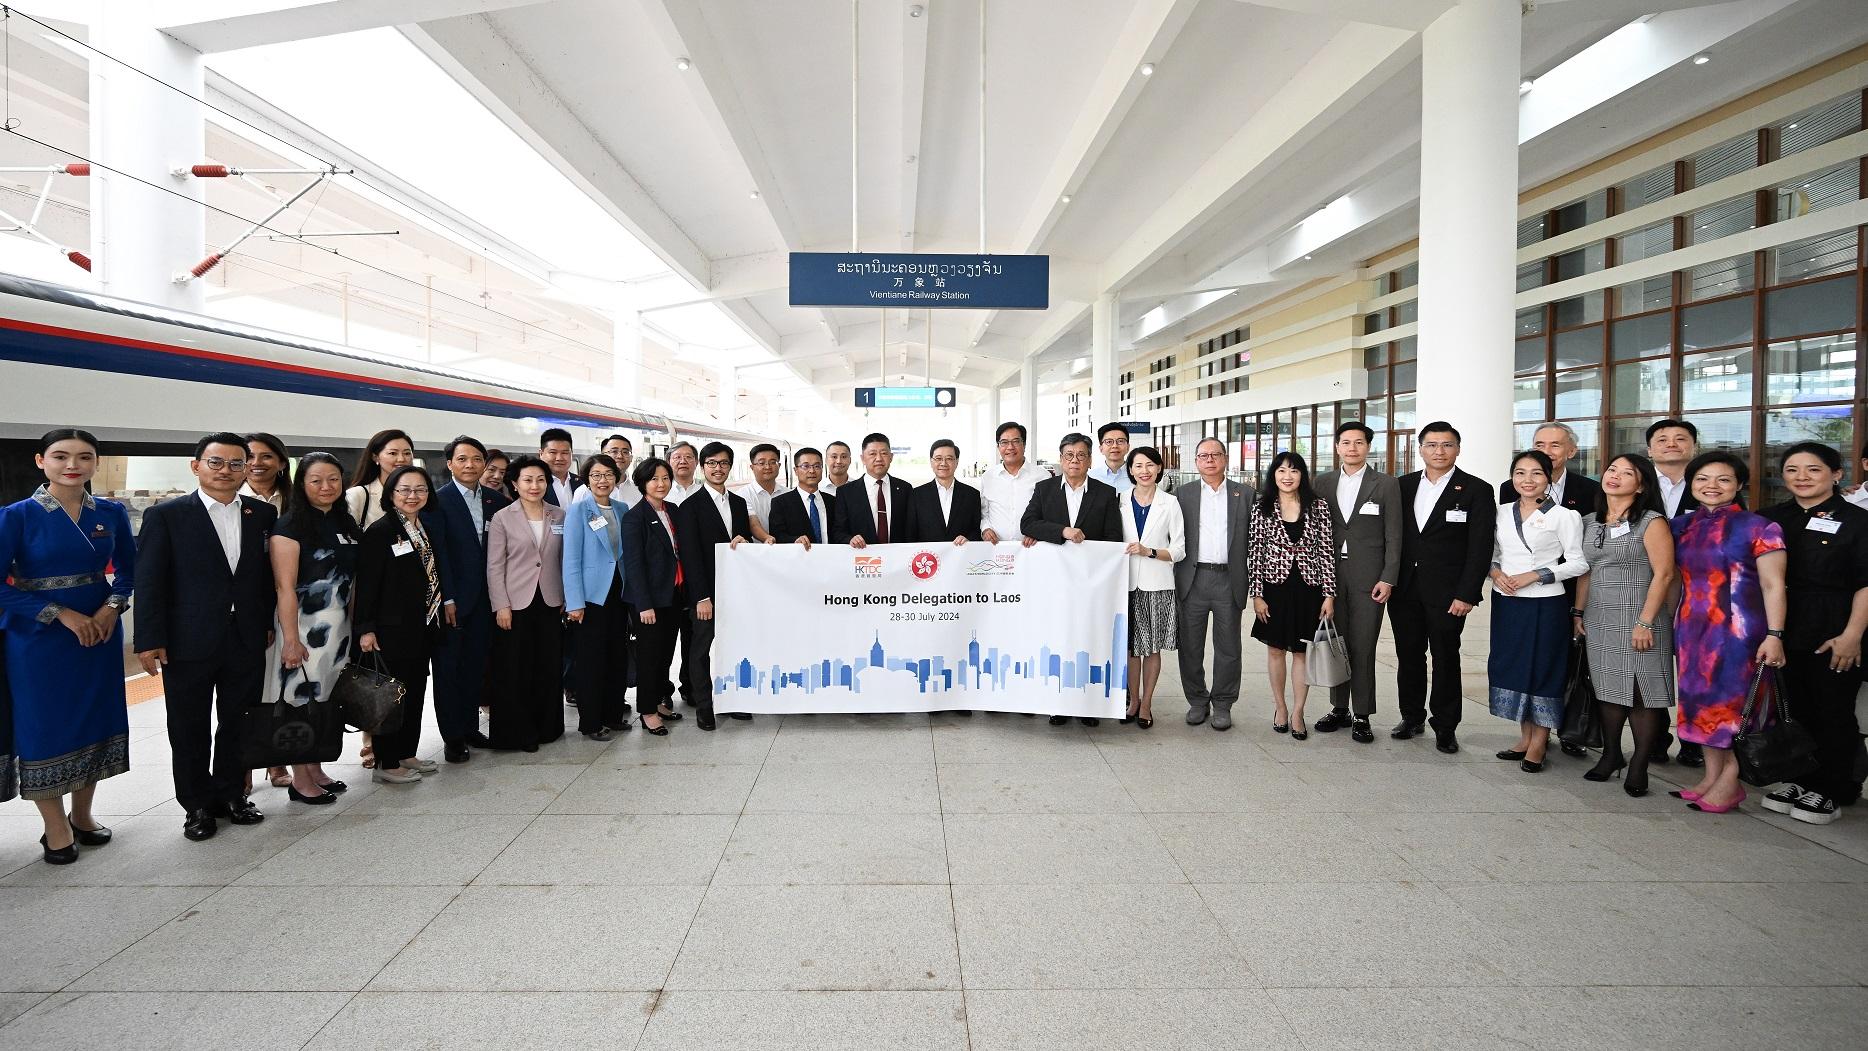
[790,252,1049,310]
[854,386,957,409]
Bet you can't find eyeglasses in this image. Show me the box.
[931,456,958,465]
[1060,451,1090,462]
[392,487,429,497]
[584,472,615,483]
[1420,441,1458,451]
[702,458,731,468]
[1195,452,1224,461]
[199,457,248,471]
[996,439,1024,448]
[751,459,779,468]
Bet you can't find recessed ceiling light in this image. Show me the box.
[909,4,923,16]
[1787,122,1798,129]
[1059,194,1072,204]
[675,56,691,70]
[749,190,761,199]
[1304,255,1313,261]
[1139,62,1155,77]
[1692,53,1710,64]
[1519,79,1533,95]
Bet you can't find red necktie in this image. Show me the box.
[876,478,889,544]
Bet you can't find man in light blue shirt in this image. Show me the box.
[1091,422,1134,494]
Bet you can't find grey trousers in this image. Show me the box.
[1328,572,1384,718]
[1178,566,1243,711]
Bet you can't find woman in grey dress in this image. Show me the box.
[1572,453,1676,797]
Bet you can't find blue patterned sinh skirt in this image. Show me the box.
[1487,593,1570,729]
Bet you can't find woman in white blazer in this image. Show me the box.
[1120,446,1186,728]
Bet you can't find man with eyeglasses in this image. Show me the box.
[134,432,279,841]
[978,422,1048,546]
[1174,437,1253,731]
[675,441,768,729]
[768,447,836,545]
[1023,432,1123,726]
[1091,423,1134,494]
[667,442,703,505]
[1391,421,1496,755]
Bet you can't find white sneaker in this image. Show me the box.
[1791,790,1840,825]
[1762,783,1804,815]
[372,766,421,784]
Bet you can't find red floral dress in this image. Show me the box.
[1671,505,1785,747]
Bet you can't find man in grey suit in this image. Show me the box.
[1174,437,1254,730]
[1311,421,1403,743]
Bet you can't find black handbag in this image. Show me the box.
[1734,665,1819,788]
[241,676,344,767]
[1558,639,1602,750]
[331,652,407,735]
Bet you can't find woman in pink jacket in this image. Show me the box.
[486,455,567,751]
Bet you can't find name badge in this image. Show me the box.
[1445,509,1468,523]
[1807,517,1842,534]
[1359,502,1381,516]
[391,540,414,557]
[550,523,566,536]
[336,535,356,545]
[1609,523,1631,539]
[588,515,608,533]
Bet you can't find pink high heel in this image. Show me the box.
[1667,788,1702,801]
[1688,790,1746,814]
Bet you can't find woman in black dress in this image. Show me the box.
[622,457,687,735]
[354,464,449,784]
[1248,451,1336,740]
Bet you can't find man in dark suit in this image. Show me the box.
[768,446,836,546]
[134,433,278,841]
[1174,437,1253,731]
[1391,420,1496,754]
[909,439,983,543]
[1022,432,1122,726]
[676,441,763,730]
[1312,422,1402,743]
[1500,421,1600,757]
[424,434,507,763]
[832,432,917,546]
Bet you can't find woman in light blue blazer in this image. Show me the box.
[563,454,632,740]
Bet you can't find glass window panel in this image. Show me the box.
[1690,132,1757,187]
[1554,241,1607,280]
[1516,306,1546,338]
[1516,260,1547,293]
[1554,191,1609,234]
[1689,195,1757,245]
[1774,93,1863,159]
[1554,368,1602,418]
[1515,336,1547,375]
[1616,275,1673,315]
[1767,334,1857,405]
[1680,347,1754,410]
[1774,162,1858,221]
[1393,263,1419,291]
[1770,229,1859,284]
[1518,214,1548,249]
[1765,275,1858,338]
[1393,298,1417,326]
[1363,311,1386,335]
[1514,422,1542,456]
[1553,291,1605,328]
[1293,407,1314,464]
[1609,418,1654,465]
[1392,360,1417,393]
[1364,343,1388,369]
[1553,324,1603,369]
[1619,164,1676,211]
[1685,254,1755,302]
[1763,406,1855,507]
[1392,336,1417,362]
[1514,377,1547,421]
[1366,367,1388,397]
[1612,359,1673,415]
[1681,293,1757,354]
[1692,410,1753,455]
[1391,393,1417,433]
[1617,220,1675,264]
[1612,311,1671,361]
[1364,397,1389,434]
[1313,403,1336,474]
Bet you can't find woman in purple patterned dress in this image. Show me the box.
[1670,451,1787,813]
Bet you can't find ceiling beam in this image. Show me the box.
[158,0,556,53]
[1219,0,1453,32]
[957,0,1200,351]
[899,0,930,253]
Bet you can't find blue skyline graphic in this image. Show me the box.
[714,612,1129,698]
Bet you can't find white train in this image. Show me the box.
[0,274,788,495]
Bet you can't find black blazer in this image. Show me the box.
[622,499,682,611]
[767,487,836,544]
[909,480,983,542]
[422,482,507,618]
[542,471,583,507]
[831,475,917,544]
[1399,467,1496,608]
[675,487,752,605]
[1497,471,1601,518]
[132,492,277,660]
[1022,476,1122,544]
[354,515,448,636]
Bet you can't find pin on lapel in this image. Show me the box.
[243,506,253,514]
[92,523,107,535]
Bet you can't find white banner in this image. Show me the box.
[713,540,1130,716]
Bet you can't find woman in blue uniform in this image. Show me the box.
[0,428,136,864]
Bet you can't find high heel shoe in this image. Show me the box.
[1583,757,1627,783]
[639,714,670,737]
[1668,788,1702,801]
[1273,709,1290,734]
[1624,778,1649,798]
[1136,714,1153,730]
[657,707,684,722]
[39,835,79,865]
[1688,790,1746,814]
[287,785,336,806]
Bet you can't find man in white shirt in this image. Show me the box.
[1173,438,1253,730]
[1312,421,1402,742]
[601,433,641,508]
[1092,422,1134,494]
[978,421,1049,545]
[1849,440,1868,510]
[734,442,787,535]
[825,441,853,491]
[1646,418,1698,519]
[539,427,581,508]
[667,441,702,505]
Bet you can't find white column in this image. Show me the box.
[89,4,206,311]
[1019,359,1038,447]
[1415,0,1519,484]
[1091,292,1118,427]
[985,384,1002,455]
[716,361,737,430]
[610,297,642,410]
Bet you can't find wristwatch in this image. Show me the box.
[106,594,130,612]
[1765,628,1784,639]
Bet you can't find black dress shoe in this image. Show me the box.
[583,728,613,741]
[287,785,336,806]
[1314,709,1351,733]
[657,708,684,722]
[466,731,493,748]
[1648,731,1674,764]
[1559,741,1589,758]
[1496,748,1529,761]
[1351,720,1375,743]
[70,823,112,847]
[1390,720,1426,740]
[1434,733,1459,755]
[445,743,472,764]
[604,720,634,733]
[1677,743,1705,768]
[728,713,752,721]
[1048,715,1069,726]
[40,834,79,864]
[223,799,264,825]
[639,715,670,737]
[183,809,218,841]
[1079,717,1099,727]
[697,713,717,731]
[318,780,348,794]
[1520,758,1544,773]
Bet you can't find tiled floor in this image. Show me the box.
[4,621,1866,1050]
